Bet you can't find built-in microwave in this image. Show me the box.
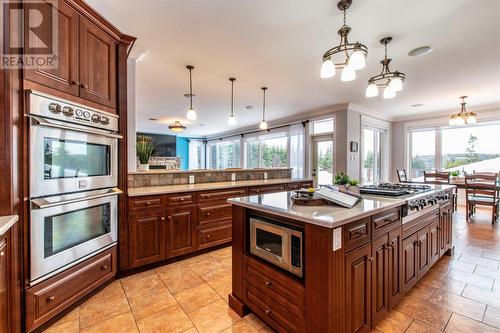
[249,217,303,277]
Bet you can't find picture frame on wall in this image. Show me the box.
[350,141,358,152]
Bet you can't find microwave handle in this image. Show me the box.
[31,188,123,210]
[30,115,123,139]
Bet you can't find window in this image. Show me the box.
[312,118,334,134]
[410,130,436,178]
[361,128,381,183]
[188,140,205,169]
[207,140,241,169]
[244,132,289,168]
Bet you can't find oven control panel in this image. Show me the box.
[406,190,450,214]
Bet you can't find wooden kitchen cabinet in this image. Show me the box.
[371,234,389,326]
[0,238,9,333]
[387,227,403,309]
[345,242,372,333]
[24,0,79,96]
[402,232,418,293]
[79,17,117,109]
[248,184,287,195]
[128,210,166,268]
[429,218,440,266]
[439,202,453,256]
[416,226,431,278]
[166,206,197,257]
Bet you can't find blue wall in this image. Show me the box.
[176,137,189,170]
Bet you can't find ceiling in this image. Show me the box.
[87,0,500,136]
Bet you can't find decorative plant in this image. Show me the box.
[136,135,155,164]
[450,170,460,177]
[349,178,359,186]
[334,171,359,187]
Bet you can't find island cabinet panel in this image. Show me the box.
[372,208,401,239]
[402,233,418,293]
[429,219,440,266]
[439,202,453,256]
[343,217,371,252]
[345,242,372,333]
[0,238,9,333]
[416,227,431,277]
[388,227,403,309]
[166,206,197,257]
[198,221,232,249]
[371,234,389,327]
[128,210,166,268]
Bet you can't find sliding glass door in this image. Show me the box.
[362,128,383,183]
[312,135,334,186]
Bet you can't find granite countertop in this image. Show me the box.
[129,167,292,175]
[0,215,18,236]
[128,178,313,196]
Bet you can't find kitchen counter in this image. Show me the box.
[128,178,313,196]
[0,215,18,236]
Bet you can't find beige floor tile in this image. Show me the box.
[200,268,232,287]
[187,255,224,276]
[79,289,131,328]
[462,285,500,307]
[429,288,487,321]
[52,307,79,326]
[207,247,232,261]
[81,313,138,333]
[219,257,232,269]
[459,253,500,269]
[188,299,241,333]
[407,282,436,301]
[405,319,444,333]
[445,312,500,333]
[419,274,466,296]
[374,310,412,333]
[182,328,199,333]
[243,314,266,331]
[128,287,178,320]
[121,271,167,299]
[211,282,232,302]
[136,304,194,333]
[394,295,452,330]
[87,281,125,304]
[446,268,495,289]
[174,283,222,313]
[222,320,260,333]
[484,305,500,330]
[43,319,79,333]
[157,265,205,294]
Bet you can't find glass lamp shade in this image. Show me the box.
[259,120,268,130]
[168,121,186,132]
[348,50,366,70]
[449,117,455,126]
[341,65,356,82]
[365,83,379,97]
[320,58,336,78]
[466,115,476,124]
[227,115,236,126]
[186,108,197,120]
[383,85,396,99]
[455,117,465,126]
[389,77,403,92]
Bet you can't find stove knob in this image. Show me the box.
[62,106,74,117]
[75,109,83,117]
[83,110,91,119]
[91,114,101,123]
[101,116,110,125]
[48,103,61,114]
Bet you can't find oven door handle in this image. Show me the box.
[30,115,123,139]
[31,188,123,209]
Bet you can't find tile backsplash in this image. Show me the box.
[128,169,292,188]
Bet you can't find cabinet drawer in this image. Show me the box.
[198,188,247,203]
[248,185,286,195]
[167,193,195,206]
[26,247,116,332]
[372,208,401,238]
[198,223,232,249]
[129,197,163,212]
[199,203,232,223]
[286,183,300,191]
[244,256,305,320]
[244,282,305,333]
[343,217,371,252]
[300,182,313,188]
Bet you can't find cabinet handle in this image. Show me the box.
[367,257,374,262]
[206,212,211,217]
[0,251,4,257]
[168,216,172,220]
[47,296,55,302]
[180,198,185,201]
[70,80,77,86]
[146,201,151,205]
[206,234,211,239]
[161,217,165,221]
[265,308,272,315]
[101,265,108,270]
[80,83,88,89]
[265,280,272,288]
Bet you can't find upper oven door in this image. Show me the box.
[29,116,118,198]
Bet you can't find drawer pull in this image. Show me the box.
[180,198,185,201]
[146,201,151,205]
[47,296,55,302]
[0,251,4,257]
[101,265,108,270]
[161,217,165,221]
[349,225,367,239]
[206,234,211,239]
[265,280,272,288]
[206,212,211,217]
[265,308,272,315]
[367,257,374,262]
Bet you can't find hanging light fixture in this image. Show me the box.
[228,78,237,126]
[320,0,368,80]
[449,96,477,126]
[259,87,268,130]
[168,121,186,132]
[185,65,197,120]
[365,37,406,99]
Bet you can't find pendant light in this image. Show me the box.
[186,65,197,120]
[449,96,477,126]
[320,0,368,80]
[259,87,268,130]
[365,37,406,99]
[168,121,186,132]
[228,78,237,126]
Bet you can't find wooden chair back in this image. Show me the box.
[424,171,450,184]
[465,173,498,198]
[397,169,408,183]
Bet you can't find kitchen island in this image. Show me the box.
[228,185,455,333]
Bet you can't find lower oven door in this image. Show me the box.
[30,188,120,285]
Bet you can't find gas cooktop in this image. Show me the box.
[359,183,432,196]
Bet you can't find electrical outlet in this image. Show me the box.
[231,173,236,181]
[189,175,195,184]
[264,172,268,180]
[333,227,342,251]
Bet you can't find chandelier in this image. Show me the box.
[449,96,476,126]
[365,37,406,99]
[320,0,368,81]
[168,121,186,132]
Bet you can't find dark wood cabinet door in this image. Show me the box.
[417,227,430,278]
[166,206,197,257]
[345,243,372,333]
[429,218,440,266]
[24,0,79,95]
[402,233,418,293]
[0,239,9,333]
[129,211,166,268]
[388,227,403,309]
[78,17,117,109]
[371,234,389,327]
[440,204,453,256]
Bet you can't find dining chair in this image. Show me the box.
[465,173,499,224]
[397,169,408,183]
[423,171,451,184]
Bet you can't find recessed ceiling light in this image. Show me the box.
[148,117,158,121]
[408,46,433,57]
[411,104,423,107]
[245,105,255,110]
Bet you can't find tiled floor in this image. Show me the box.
[44,206,500,333]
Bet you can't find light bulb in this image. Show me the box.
[466,115,476,124]
[383,85,396,99]
[186,108,197,120]
[449,118,455,126]
[365,83,378,97]
[389,77,403,92]
[341,66,356,82]
[348,50,366,70]
[228,115,236,126]
[320,58,336,78]
[456,117,465,126]
[259,120,268,130]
